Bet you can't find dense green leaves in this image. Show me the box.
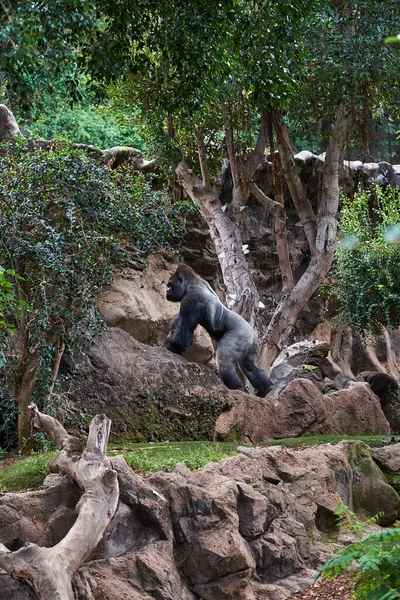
[0,267,26,367]
[329,186,400,334]
[0,141,192,446]
[320,527,400,600]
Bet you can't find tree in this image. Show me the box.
[3,0,400,369]
[85,0,399,366]
[0,140,190,448]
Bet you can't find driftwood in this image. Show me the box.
[0,404,119,599]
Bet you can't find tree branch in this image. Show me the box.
[271,109,317,253]
[0,406,119,599]
[242,108,268,186]
[222,110,241,192]
[195,127,212,190]
[250,184,293,292]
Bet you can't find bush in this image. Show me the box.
[0,140,194,447]
[320,526,400,599]
[329,186,400,334]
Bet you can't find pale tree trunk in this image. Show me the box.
[176,117,269,325]
[260,106,348,368]
[16,354,38,449]
[249,185,294,293]
[0,404,119,599]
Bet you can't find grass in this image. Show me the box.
[261,435,392,449]
[0,452,56,493]
[0,435,396,493]
[110,441,240,474]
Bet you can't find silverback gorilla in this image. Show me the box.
[164,265,273,397]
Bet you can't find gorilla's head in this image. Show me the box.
[166,265,196,302]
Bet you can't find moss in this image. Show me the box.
[224,425,243,443]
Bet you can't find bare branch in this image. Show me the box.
[250,185,293,292]
[222,110,241,192]
[274,195,294,293]
[28,403,73,451]
[195,127,212,190]
[0,407,119,598]
[271,109,317,254]
[249,182,285,217]
[316,105,349,253]
[242,108,268,186]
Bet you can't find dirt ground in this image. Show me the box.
[287,573,354,600]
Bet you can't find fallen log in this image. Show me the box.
[0,404,119,599]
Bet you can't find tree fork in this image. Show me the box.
[0,405,119,599]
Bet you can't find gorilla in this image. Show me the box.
[164,265,273,397]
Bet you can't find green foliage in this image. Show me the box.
[263,435,393,448]
[328,186,400,334]
[0,267,27,367]
[0,141,192,446]
[22,99,144,150]
[320,526,400,599]
[120,440,240,473]
[334,501,382,535]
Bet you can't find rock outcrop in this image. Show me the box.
[63,329,390,444]
[99,254,215,364]
[215,379,390,442]
[1,441,399,599]
[62,327,231,442]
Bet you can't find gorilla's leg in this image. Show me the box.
[240,348,273,398]
[216,334,244,390]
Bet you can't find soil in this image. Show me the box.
[287,573,354,600]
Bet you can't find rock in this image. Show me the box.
[99,254,214,364]
[357,371,400,432]
[215,378,389,442]
[269,340,341,394]
[372,443,400,474]
[1,441,399,599]
[62,327,238,442]
[0,105,23,142]
[343,441,400,525]
[321,381,390,436]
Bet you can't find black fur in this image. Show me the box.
[164,265,273,397]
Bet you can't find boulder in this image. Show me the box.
[269,340,341,395]
[62,327,234,442]
[372,443,400,474]
[1,440,399,599]
[0,105,23,142]
[215,379,389,442]
[321,381,390,436]
[99,254,214,364]
[357,371,400,432]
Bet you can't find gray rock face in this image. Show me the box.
[357,371,400,432]
[1,441,399,599]
[215,378,390,443]
[269,340,341,394]
[62,327,235,443]
[99,254,214,365]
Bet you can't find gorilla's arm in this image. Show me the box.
[164,301,201,355]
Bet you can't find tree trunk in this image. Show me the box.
[176,160,260,324]
[16,353,39,449]
[0,405,119,599]
[272,109,317,253]
[260,106,348,368]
